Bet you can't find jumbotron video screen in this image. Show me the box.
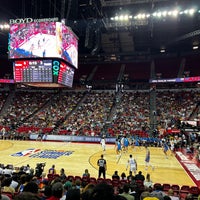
[9,21,78,69]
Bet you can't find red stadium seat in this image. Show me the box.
[120,179,128,187]
[67,175,75,182]
[74,176,82,182]
[153,183,162,190]
[47,173,54,181]
[82,176,90,185]
[179,185,190,200]
[105,178,112,185]
[163,183,171,193]
[189,186,200,196]
[53,174,60,179]
[171,184,180,196]
[89,177,97,184]
[97,177,105,183]
[112,179,120,187]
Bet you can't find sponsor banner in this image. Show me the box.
[9,17,58,24]
[176,151,200,186]
[30,134,117,143]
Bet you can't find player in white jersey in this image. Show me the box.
[170,139,175,155]
[126,154,137,175]
[100,137,106,151]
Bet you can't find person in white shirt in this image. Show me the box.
[168,189,180,200]
[144,173,153,189]
[3,166,13,176]
[126,154,137,175]
[100,136,106,151]
[0,165,3,174]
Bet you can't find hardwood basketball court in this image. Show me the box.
[0,140,196,187]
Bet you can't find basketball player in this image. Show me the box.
[170,139,175,156]
[97,154,107,179]
[116,139,122,154]
[162,142,169,159]
[126,154,137,175]
[123,136,129,152]
[116,139,122,163]
[145,146,154,170]
[100,137,106,151]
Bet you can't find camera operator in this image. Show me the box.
[35,163,45,178]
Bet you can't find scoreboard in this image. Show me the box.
[13,59,74,87]
[14,60,52,83]
[9,20,78,87]
[58,61,74,87]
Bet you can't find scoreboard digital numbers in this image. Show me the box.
[13,59,74,87]
[58,62,74,87]
[14,60,53,83]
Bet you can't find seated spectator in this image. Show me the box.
[119,183,134,200]
[18,174,33,193]
[1,177,15,196]
[23,181,39,194]
[112,171,120,180]
[140,191,151,200]
[10,175,19,191]
[3,166,13,177]
[40,185,52,200]
[60,168,67,181]
[65,188,80,200]
[120,172,127,180]
[135,171,145,182]
[48,165,56,175]
[163,196,171,200]
[47,182,64,200]
[0,164,3,174]
[151,185,166,200]
[144,174,153,189]
[81,183,95,199]
[82,169,90,178]
[168,189,179,200]
[127,171,135,183]
[90,182,114,200]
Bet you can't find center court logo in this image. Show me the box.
[11,149,74,159]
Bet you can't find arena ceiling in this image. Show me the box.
[0,0,200,65]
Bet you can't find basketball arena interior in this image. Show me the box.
[0,0,200,200]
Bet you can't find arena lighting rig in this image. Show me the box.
[111,8,200,21]
[0,7,200,30]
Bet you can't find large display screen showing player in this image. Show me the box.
[9,22,78,68]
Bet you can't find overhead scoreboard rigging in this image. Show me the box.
[9,17,78,87]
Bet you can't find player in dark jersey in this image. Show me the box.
[97,154,107,179]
